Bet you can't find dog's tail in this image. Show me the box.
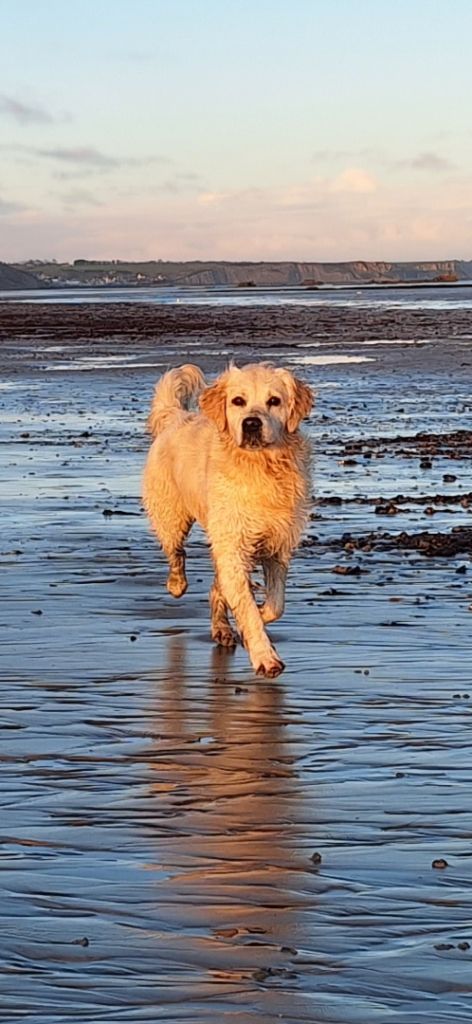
[146,364,206,437]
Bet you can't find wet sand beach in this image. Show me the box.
[1,301,472,1023]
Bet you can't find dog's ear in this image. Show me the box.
[288,377,314,432]
[277,370,314,432]
[199,379,227,432]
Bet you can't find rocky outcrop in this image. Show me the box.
[117,259,472,287]
[170,260,472,286]
[0,261,42,290]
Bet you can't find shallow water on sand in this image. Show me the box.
[1,326,472,1023]
[4,281,472,311]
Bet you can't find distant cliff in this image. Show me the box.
[9,258,472,288]
[154,260,472,287]
[0,261,41,290]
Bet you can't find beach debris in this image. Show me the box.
[252,966,297,982]
[317,528,472,558]
[102,508,140,517]
[375,502,399,515]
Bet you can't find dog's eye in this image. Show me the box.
[267,396,281,407]
[231,396,246,406]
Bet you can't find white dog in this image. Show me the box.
[142,363,313,677]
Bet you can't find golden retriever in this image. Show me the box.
[142,363,313,677]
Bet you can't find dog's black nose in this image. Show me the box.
[242,416,262,434]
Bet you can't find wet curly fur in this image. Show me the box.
[142,362,313,677]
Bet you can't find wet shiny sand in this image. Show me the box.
[1,308,472,1022]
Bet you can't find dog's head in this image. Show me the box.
[199,363,313,449]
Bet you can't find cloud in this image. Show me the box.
[312,147,382,164]
[395,151,454,173]
[199,171,378,213]
[0,195,26,215]
[0,94,70,124]
[156,171,204,195]
[3,165,472,263]
[1,143,172,178]
[0,94,55,124]
[314,148,455,177]
[60,188,105,209]
[197,191,230,205]
[39,146,120,168]
[329,167,378,193]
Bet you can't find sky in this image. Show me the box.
[1,0,472,263]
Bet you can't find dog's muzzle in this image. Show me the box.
[242,416,263,447]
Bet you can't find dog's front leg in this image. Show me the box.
[260,556,288,624]
[214,552,285,678]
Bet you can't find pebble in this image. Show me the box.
[332,564,363,576]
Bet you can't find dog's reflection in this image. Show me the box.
[148,634,306,955]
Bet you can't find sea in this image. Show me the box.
[2,282,472,310]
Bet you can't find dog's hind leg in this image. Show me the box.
[143,479,192,597]
[163,531,191,598]
[260,556,288,624]
[210,577,238,647]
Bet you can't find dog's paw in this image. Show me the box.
[212,624,238,648]
[167,574,188,598]
[255,656,285,679]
